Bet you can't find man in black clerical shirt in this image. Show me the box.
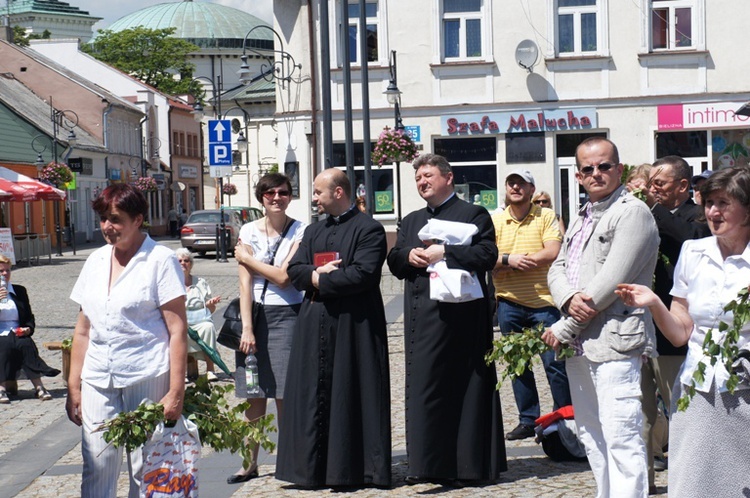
[388,154,506,486]
[276,168,391,489]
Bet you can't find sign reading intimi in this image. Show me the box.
[441,108,597,136]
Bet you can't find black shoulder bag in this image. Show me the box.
[217,220,294,350]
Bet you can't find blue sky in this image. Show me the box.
[71,0,273,31]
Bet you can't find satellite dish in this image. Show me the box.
[171,181,186,192]
[231,118,241,133]
[516,39,539,73]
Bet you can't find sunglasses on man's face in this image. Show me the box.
[579,162,615,176]
[534,199,551,205]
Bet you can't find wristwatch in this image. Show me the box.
[502,253,510,266]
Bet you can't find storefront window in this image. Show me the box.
[655,130,707,158]
[434,137,498,209]
[332,143,394,214]
[506,132,545,163]
[710,129,750,169]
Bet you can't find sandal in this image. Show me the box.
[36,387,52,401]
[0,391,8,404]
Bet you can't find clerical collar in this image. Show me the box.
[427,193,456,214]
[331,204,358,224]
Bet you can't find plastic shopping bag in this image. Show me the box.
[139,416,201,498]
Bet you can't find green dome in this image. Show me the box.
[107,0,272,50]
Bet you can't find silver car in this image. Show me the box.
[180,209,243,256]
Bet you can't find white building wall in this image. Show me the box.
[277,0,750,228]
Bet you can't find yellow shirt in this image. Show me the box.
[492,204,561,308]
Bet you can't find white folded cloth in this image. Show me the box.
[418,219,483,303]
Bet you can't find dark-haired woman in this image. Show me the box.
[66,183,187,497]
[616,166,750,497]
[227,173,306,483]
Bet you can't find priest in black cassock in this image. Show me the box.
[275,168,391,488]
[387,153,507,485]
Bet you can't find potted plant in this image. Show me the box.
[222,183,238,196]
[371,127,419,167]
[134,176,158,193]
[39,161,73,188]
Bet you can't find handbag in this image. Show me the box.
[217,219,294,350]
[138,415,201,498]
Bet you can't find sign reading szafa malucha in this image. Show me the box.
[440,108,598,135]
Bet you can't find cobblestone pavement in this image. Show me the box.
[0,237,668,497]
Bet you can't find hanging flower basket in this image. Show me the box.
[39,162,73,187]
[371,127,419,167]
[134,176,158,193]
[222,183,238,196]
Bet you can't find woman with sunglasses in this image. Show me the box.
[228,173,307,483]
[532,191,566,235]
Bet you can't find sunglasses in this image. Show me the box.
[579,162,615,176]
[262,189,291,199]
[534,199,551,205]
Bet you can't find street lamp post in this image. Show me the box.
[31,98,78,256]
[192,75,229,263]
[384,50,404,225]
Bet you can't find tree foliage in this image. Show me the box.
[12,26,51,47]
[83,27,202,96]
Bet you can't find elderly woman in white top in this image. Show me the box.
[176,248,221,380]
[66,184,187,498]
[227,172,306,484]
[616,166,750,498]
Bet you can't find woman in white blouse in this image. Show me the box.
[227,173,306,484]
[66,184,187,498]
[616,166,750,497]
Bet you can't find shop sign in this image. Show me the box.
[179,165,198,179]
[658,103,750,130]
[441,108,597,135]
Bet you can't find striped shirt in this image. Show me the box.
[492,204,562,308]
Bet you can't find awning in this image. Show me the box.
[0,167,66,201]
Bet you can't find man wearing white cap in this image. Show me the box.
[492,169,570,440]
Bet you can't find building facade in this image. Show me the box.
[273,0,750,230]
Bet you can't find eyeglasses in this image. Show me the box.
[579,162,615,176]
[262,189,291,199]
[534,199,551,205]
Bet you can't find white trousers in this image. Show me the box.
[80,372,170,498]
[566,356,648,498]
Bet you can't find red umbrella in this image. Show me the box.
[0,167,65,201]
[0,178,37,202]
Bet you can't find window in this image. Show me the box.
[506,133,545,164]
[655,130,707,158]
[651,0,694,50]
[434,137,498,208]
[442,0,484,61]
[557,0,599,55]
[332,143,395,215]
[347,1,379,64]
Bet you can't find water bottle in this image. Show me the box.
[0,275,7,304]
[245,354,260,395]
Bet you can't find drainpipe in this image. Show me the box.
[102,102,115,183]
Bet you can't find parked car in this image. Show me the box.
[180,209,243,256]
[223,206,263,225]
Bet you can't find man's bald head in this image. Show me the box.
[313,169,353,216]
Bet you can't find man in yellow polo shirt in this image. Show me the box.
[493,169,571,440]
